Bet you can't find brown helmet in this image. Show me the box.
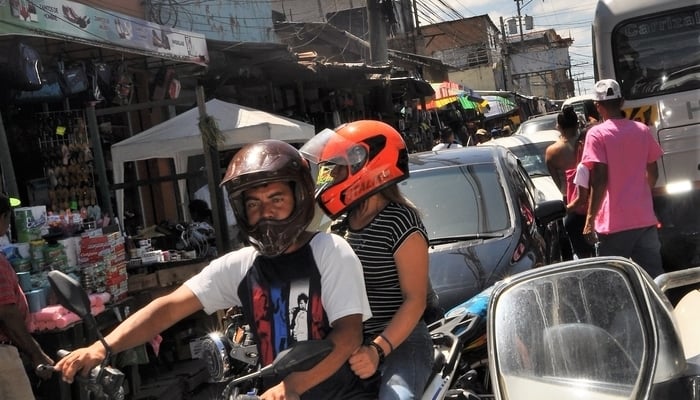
[220,140,315,257]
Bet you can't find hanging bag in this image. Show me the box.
[10,42,43,91]
[59,61,89,96]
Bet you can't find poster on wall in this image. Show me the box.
[0,0,208,66]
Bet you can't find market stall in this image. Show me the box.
[110,98,316,225]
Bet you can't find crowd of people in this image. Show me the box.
[1,78,665,400]
[546,79,664,278]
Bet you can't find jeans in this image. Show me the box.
[597,226,664,277]
[0,345,35,400]
[378,321,433,400]
[564,213,594,259]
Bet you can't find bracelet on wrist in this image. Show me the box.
[378,334,395,353]
[367,341,385,364]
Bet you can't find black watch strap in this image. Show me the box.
[368,341,385,364]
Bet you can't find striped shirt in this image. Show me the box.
[346,202,428,335]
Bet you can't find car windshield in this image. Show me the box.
[518,116,557,136]
[506,141,553,177]
[399,162,511,239]
[613,5,700,100]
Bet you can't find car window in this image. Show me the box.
[506,141,553,176]
[400,162,511,238]
[507,153,537,228]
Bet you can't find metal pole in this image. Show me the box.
[516,0,524,42]
[85,105,114,218]
[196,85,229,253]
[0,112,19,199]
[367,0,388,65]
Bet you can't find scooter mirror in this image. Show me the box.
[486,256,688,400]
[48,270,92,319]
[229,339,334,386]
[269,339,334,377]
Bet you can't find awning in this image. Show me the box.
[482,95,519,120]
[0,0,208,66]
[419,81,487,111]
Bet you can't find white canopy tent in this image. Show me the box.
[111,98,316,223]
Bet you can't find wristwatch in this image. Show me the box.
[368,341,385,364]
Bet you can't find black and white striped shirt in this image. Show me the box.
[346,202,428,335]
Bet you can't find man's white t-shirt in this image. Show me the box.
[573,163,590,188]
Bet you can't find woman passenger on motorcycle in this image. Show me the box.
[301,120,433,399]
[55,140,375,400]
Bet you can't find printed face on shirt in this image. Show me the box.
[243,181,295,225]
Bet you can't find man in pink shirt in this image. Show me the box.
[581,79,664,277]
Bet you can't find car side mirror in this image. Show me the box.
[533,199,565,226]
[487,256,687,400]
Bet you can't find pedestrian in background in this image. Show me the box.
[546,105,594,259]
[474,128,491,144]
[432,127,463,150]
[0,193,54,400]
[581,79,664,277]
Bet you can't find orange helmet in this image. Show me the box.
[299,120,409,219]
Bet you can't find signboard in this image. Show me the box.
[509,47,569,75]
[0,0,208,65]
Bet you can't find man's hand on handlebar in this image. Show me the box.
[54,342,107,383]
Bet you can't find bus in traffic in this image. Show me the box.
[592,0,699,268]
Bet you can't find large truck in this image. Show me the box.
[592,0,699,269]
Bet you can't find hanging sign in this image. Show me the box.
[0,0,208,66]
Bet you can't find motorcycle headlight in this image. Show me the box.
[201,332,233,382]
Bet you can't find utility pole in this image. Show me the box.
[500,16,510,90]
[516,0,524,42]
[367,0,388,65]
[367,0,392,118]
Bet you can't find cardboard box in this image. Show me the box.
[156,262,207,287]
[127,273,159,293]
[14,206,48,242]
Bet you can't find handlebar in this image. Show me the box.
[36,348,126,400]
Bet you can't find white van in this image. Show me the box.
[562,94,594,117]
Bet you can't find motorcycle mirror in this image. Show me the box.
[230,340,334,385]
[48,270,92,318]
[269,339,334,377]
[486,256,688,400]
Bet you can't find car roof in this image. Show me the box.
[562,94,594,106]
[483,129,560,148]
[408,145,506,172]
[525,112,558,121]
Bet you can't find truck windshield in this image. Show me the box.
[612,5,700,100]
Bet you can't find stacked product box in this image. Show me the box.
[78,230,128,301]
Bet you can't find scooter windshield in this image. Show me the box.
[492,266,645,399]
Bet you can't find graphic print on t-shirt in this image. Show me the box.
[289,280,310,341]
[239,245,329,365]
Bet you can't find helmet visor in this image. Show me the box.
[300,128,368,197]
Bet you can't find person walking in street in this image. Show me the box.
[581,79,664,277]
[0,193,54,400]
[474,128,491,144]
[301,120,434,400]
[546,105,594,259]
[55,140,375,400]
[432,127,463,151]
